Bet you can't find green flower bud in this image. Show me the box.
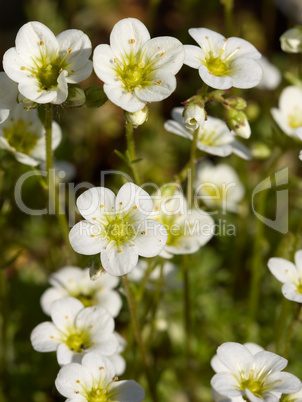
[226,107,251,139]
[84,86,108,108]
[226,96,247,110]
[280,26,302,53]
[251,142,272,159]
[64,85,86,107]
[124,106,149,127]
[17,93,37,110]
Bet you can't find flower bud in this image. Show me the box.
[280,26,302,53]
[64,85,86,107]
[251,142,272,159]
[124,106,149,127]
[84,85,108,108]
[183,104,206,131]
[226,96,247,110]
[226,107,251,139]
[17,93,37,110]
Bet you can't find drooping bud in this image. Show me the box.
[124,106,149,127]
[280,26,302,53]
[64,85,86,107]
[84,85,108,108]
[183,103,206,131]
[17,93,37,110]
[226,107,251,139]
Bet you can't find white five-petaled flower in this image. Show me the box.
[69,182,168,276]
[3,21,92,104]
[164,107,251,159]
[271,86,302,139]
[0,103,61,166]
[55,353,145,402]
[40,266,122,318]
[184,28,262,90]
[31,297,119,365]
[93,17,185,112]
[0,72,18,124]
[194,162,245,213]
[211,342,301,402]
[152,189,214,259]
[268,250,302,303]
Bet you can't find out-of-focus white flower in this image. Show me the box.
[31,297,119,365]
[0,104,61,166]
[164,107,251,159]
[55,353,145,402]
[280,26,302,53]
[3,21,92,104]
[211,342,301,401]
[257,57,281,90]
[183,104,206,132]
[69,182,168,276]
[281,386,302,401]
[128,259,180,290]
[108,332,127,376]
[268,250,302,303]
[0,72,18,123]
[195,162,245,213]
[271,86,302,138]
[152,189,214,259]
[40,266,122,318]
[93,18,184,112]
[296,127,302,161]
[184,28,262,90]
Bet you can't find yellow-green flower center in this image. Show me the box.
[240,377,265,398]
[288,111,302,129]
[73,292,97,308]
[203,53,230,76]
[65,330,91,353]
[114,47,160,92]
[3,119,39,154]
[105,215,136,248]
[87,389,108,402]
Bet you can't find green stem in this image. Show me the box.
[44,104,73,254]
[125,122,141,185]
[284,304,302,359]
[221,0,234,37]
[0,268,8,398]
[122,275,158,402]
[187,128,199,209]
[182,254,192,365]
[276,298,291,355]
[149,260,164,334]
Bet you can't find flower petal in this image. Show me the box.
[110,380,146,402]
[164,120,193,141]
[116,182,153,223]
[50,297,84,333]
[267,257,298,284]
[30,321,62,352]
[224,37,261,60]
[184,44,205,69]
[282,282,302,302]
[55,362,93,398]
[264,372,301,394]
[253,350,287,377]
[188,28,225,54]
[230,58,263,89]
[75,306,115,338]
[57,342,78,365]
[96,289,122,318]
[101,241,138,276]
[109,18,150,60]
[69,221,107,256]
[40,287,66,315]
[132,219,167,257]
[93,44,118,85]
[76,187,116,222]
[103,83,146,112]
[136,72,177,103]
[216,342,253,378]
[211,372,242,398]
[198,65,233,90]
[81,353,116,385]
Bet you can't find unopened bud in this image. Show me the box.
[84,86,107,108]
[251,142,272,159]
[280,26,302,53]
[17,93,37,110]
[183,104,206,131]
[124,106,149,127]
[64,85,86,107]
[226,96,247,110]
[226,108,251,139]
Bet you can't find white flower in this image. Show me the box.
[108,332,127,376]
[184,28,262,90]
[281,386,302,401]
[93,17,185,112]
[280,27,302,53]
[183,104,206,131]
[40,266,122,318]
[152,189,214,259]
[128,259,180,290]
[55,352,145,402]
[195,162,245,213]
[3,21,92,104]
[211,342,301,401]
[30,297,119,365]
[268,251,302,303]
[164,107,251,159]
[257,57,281,90]
[297,127,302,161]
[69,182,168,276]
[0,103,61,166]
[0,72,18,123]
[271,86,302,138]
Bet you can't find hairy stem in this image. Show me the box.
[126,122,141,185]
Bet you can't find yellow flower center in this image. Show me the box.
[3,119,39,154]
[203,53,230,76]
[240,377,265,398]
[65,330,91,353]
[87,389,108,402]
[288,111,302,129]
